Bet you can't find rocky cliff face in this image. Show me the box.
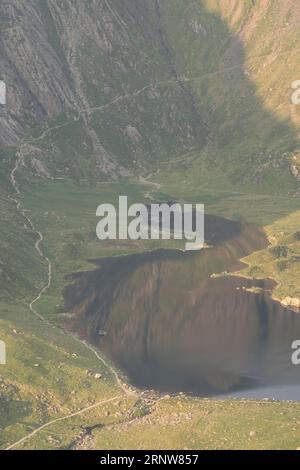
[0,0,205,178]
[0,0,300,184]
[0,0,75,144]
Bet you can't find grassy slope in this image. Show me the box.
[156,0,300,192]
[0,302,125,449]
[0,151,46,301]
[90,398,300,451]
[238,210,300,301]
[0,167,299,450]
[10,396,300,451]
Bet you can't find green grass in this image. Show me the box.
[12,168,300,323]
[238,210,300,301]
[1,154,299,450]
[1,0,300,450]
[150,156,300,225]
[0,301,124,449]
[90,398,300,450]
[9,394,300,450]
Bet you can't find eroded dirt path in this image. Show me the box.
[6,137,137,450]
[5,395,123,450]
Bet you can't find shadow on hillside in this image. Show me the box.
[106,0,299,190]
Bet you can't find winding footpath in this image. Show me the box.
[5,395,123,451]
[9,148,52,325]
[139,175,161,201]
[7,142,136,451]
[9,142,137,399]
[5,51,288,448]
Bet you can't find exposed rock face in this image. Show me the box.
[123,125,142,142]
[0,0,205,176]
[30,157,51,179]
[0,0,299,184]
[0,0,76,145]
[291,164,300,181]
[281,297,300,310]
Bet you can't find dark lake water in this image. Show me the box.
[63,215,300,398]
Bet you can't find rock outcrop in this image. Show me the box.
[0,0,299,185]
[281,297,300,310]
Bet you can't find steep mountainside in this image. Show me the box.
[0,0,299,186]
